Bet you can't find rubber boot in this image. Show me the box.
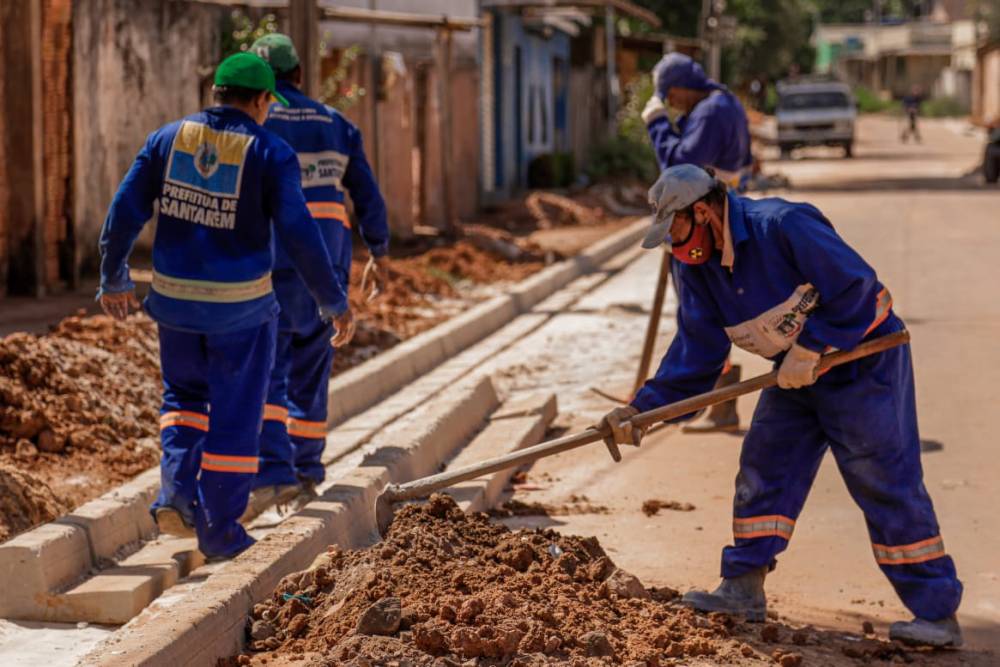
[239,483,301,524]
[889,616,963,648]
[683,364,741,433]
[681,566,768,622]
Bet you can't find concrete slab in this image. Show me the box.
[0,522,91,619]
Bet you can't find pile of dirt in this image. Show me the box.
[230,494,924,666]
[0,463,69,542]
[0,314,161,540]
[337,241,545,372]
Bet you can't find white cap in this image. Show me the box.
[642,164,715,249]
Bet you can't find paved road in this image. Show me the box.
[500,115,1000,661]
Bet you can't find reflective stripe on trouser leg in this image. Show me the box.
[721,385,828,578]
[287,319,335,484]
[195,319,277,559]
[151,325,210,526]
[254,331,298,488]
[816,332,962,621]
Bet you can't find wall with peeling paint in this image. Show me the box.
[72,0,225,270]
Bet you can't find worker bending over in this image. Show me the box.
[98,53,353,559]
[642,52,754,433]
[599,164,963,648]
[241,33,390,516]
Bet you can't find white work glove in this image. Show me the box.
[641,94,670,126]
[777,343,822,389]
[594,405,644,447]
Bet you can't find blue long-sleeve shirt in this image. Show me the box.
[264,81,390,333]
[99,106,348,334]
[647,89,752,177]
[631,193,896,415]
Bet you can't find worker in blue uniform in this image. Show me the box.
[598,164,963,648]
[98,52,355,560]
[241,33,391,517]
[641,52,754,433]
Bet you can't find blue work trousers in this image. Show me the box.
[722,332,962,621]
[151,320,276,559]
[256,318,334,487]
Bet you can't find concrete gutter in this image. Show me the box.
[81,375,500,666]
[326,218,649,424]
[0,217,648,622]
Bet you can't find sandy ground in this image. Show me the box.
[497,116,1000,662]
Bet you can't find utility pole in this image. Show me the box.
[700,0,724,81]
[289,0,319,97]
[605,5,618,137]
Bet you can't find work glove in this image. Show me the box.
[99,289,140,321]
[641,94,669,126]
[360,255,389,303]
[594,405,644,447]
[330,308,356,348]
[777,343,821,389]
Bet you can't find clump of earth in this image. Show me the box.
[228,494,928,666]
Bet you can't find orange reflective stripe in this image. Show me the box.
[287,417,326,439]
[201,452,259,474]
[733,514,796,540]
[160,410,209,432]
[306,201,350,228]
[263,403,289,423]
[872,536,945,565]
[864,288,894,336]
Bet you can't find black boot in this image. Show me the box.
[683,364,741,433]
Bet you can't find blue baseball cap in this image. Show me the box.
[653,53,713,99]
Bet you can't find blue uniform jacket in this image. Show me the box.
[264,81,389,333]
[99,106,348,334]
[632,193,896,414]
[648,88,752,176]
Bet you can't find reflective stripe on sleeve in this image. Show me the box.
[287,417,327,439]
[263,403,289,423]
[864,287,894,336]
[306,201,351,229]
[733,514,796,540]
[151,270,273,304]
[872,536,945,565]
[160,410,209,432]
[201,452,259,474]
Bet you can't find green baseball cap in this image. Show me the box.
[214,51,289,106]
[250,33,300,75]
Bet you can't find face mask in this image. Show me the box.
[671,219,713,265]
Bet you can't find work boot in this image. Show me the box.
[683,364,741,433]
[154,506,195,538]
[889,616,963,648]
[290,479,320,512]
[681,566,768,622]
[239,483,301,524]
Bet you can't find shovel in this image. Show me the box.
[374,329,910,536]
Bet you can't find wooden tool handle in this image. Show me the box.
[630,330,910,429]
[383,330,910,503]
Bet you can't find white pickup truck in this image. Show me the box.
[776,80,857,159]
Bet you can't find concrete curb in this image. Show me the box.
[0,217,648,624]
[326,217,649,424]
[449,393,559,514]
[81,375,500,667]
